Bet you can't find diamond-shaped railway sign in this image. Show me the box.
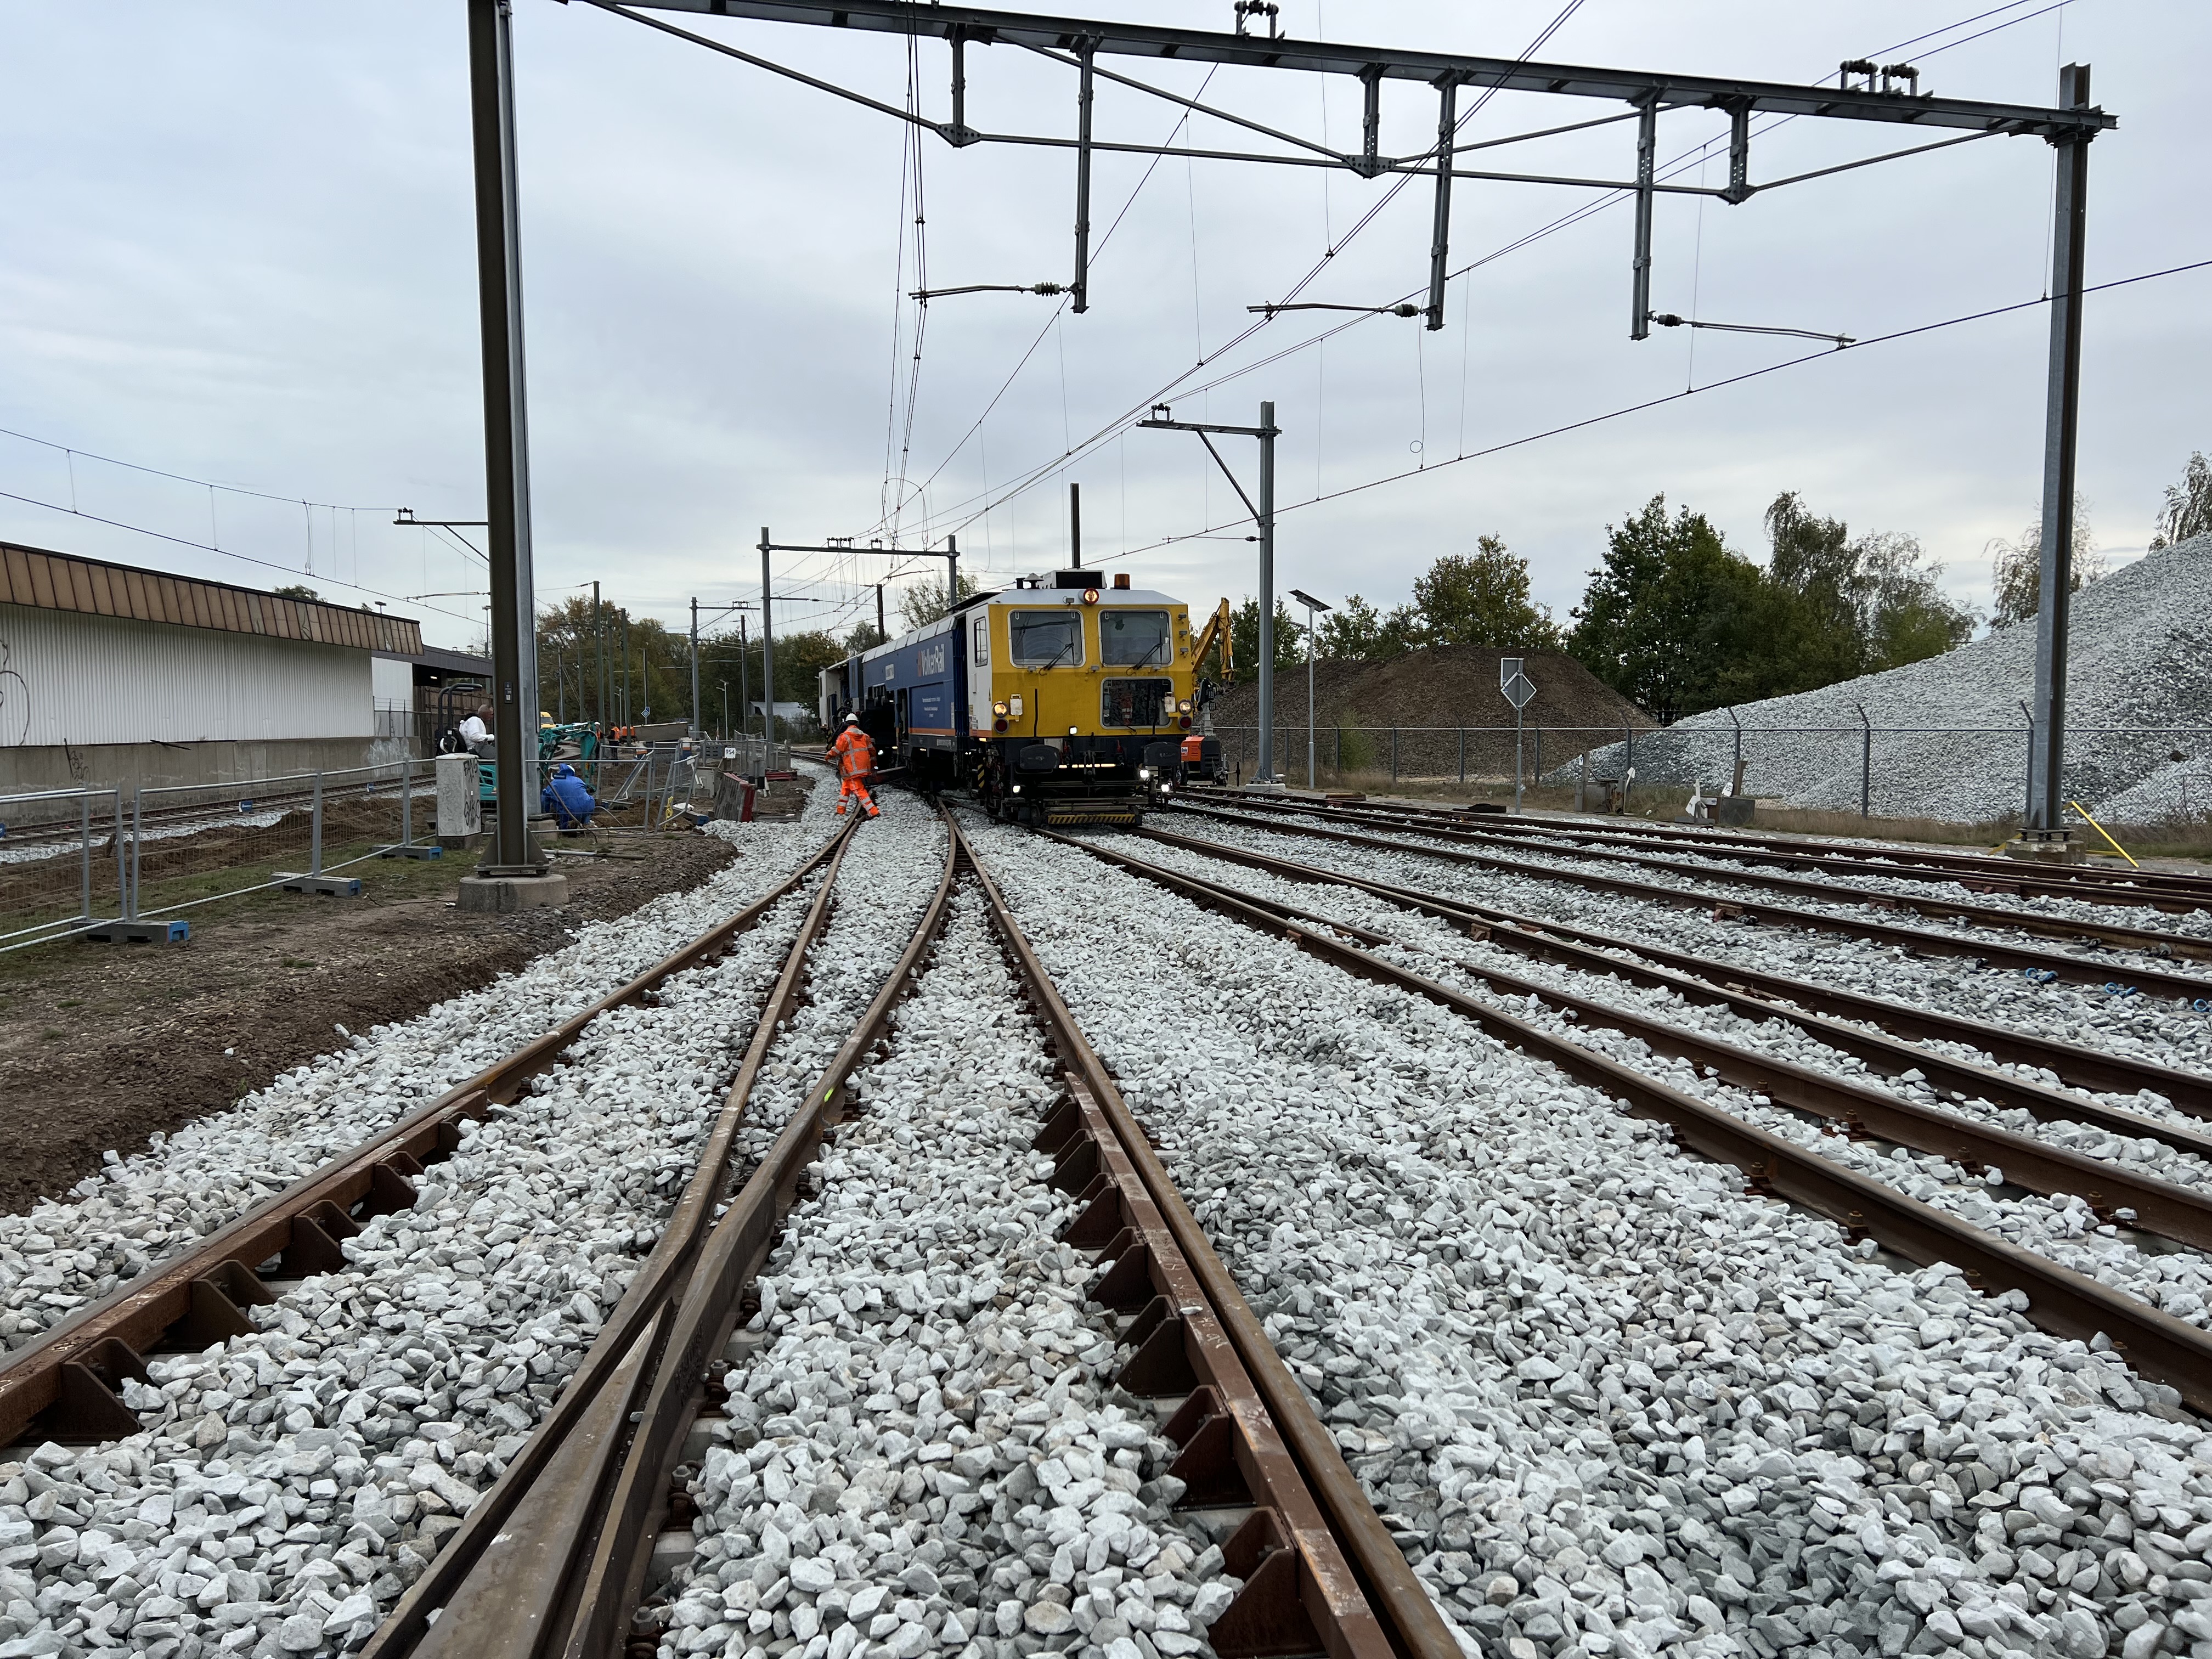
[1503,672,1536,710]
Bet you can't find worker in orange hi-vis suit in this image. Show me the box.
[828,713,881,818]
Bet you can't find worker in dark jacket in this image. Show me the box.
[541,763,599,829]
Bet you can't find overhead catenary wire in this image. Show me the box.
[0,488,485,627]
[1098,258,2212,560]
[893,0,2092,550]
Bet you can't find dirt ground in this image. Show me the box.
[0,806,802,1217]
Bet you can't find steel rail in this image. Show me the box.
[1137,823,2212,1135]
[1206,794,2212,962]
[1170,800,2212,1002]
[362,815,870,1659]
[391,805,1449,1659]
[1038,830,2212,1416]
[0,822,855,1450]
[1472,805,2212,909]
[960,815,1455,1659]
[1073,832,2212,1253]
[1309,797,2212,915]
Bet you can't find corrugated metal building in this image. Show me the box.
[0,541,425,797]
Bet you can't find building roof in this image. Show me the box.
[374,644,491,678]
[0,541,422,656]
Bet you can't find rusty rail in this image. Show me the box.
[365,803,1460,1659]
[1066,833,2212,1255]
[1276,792,2212,915]
[1137,824,2212,1137]
[360,813,873,1659]
[1048,827,2212,1417]
[962,816,1455,1659]
[1203,793,2212,962]
[1171,799,2212,1002]
[1476,802,2212,911]
[0,821,855,1449]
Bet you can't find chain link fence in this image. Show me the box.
[1210,721,2212,825]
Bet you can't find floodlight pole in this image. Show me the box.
[758,530,777,753]
[1138,400,1280,781]
[689,596,702,745]
[1290,589,1331,789]
[466,0,546,879]
[2025,63,2095,845]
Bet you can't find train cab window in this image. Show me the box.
[1010,610,1082,667]
[1101,610,1171,668]
[1100,678,1173,727]
[973,616,989,667]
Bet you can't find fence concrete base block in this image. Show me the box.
[82,920,189,945]
[455,871,570,913]
[280,874,364,897]
[376,844,443,860]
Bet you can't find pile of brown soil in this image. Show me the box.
[1209,647,1653,776]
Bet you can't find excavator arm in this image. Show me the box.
[1188,598,1234,685]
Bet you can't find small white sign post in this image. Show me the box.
[1500,658,1537,812]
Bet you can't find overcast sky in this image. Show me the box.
[2,1,2207,654]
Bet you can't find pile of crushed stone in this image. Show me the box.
[1553,535,2212,823]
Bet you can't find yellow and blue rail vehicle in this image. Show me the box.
[818,569,1197,825]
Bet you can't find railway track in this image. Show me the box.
[0,798,1457,1659]
[1036,824,2212,1415]
[7,783,2212,1659]
[1134,825,2212,1122]
[1184,794,2212,963]
[1471,803,2212,912]
[1171,798,2212,1002]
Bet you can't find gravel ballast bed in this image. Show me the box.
[1261,814,2208,992]
[1159,813,2212,1082]
[1473,828,2212,949]
[658,887,1243,1659]
[0,794,957,1656]
[1118,831,2212,1228]
[968,816,2212,1659]
[0,811,840,1351]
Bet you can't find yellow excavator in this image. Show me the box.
[1181,599,1234,783]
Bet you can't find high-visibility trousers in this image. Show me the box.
[838,773,879,816]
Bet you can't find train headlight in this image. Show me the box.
[1011,784,1021,794]
[1069,725,1079,736]
[1081,588,1099,605]
[1138,767,1151,780]
[1177,698,1192,713]
[992,700,1008,717]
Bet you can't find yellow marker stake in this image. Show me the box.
[2068,800,2141,869]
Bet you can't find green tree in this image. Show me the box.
[1316,594,1385,658]
[1857,532,1976,670]
[1409,537,1560,650]
[274,583,320,601]
[1762,493,1864,690]
[844,621,888,653]
[1228,597,1305,684]
[896,572,984,633]
[1988,496,2098,628]
[1567,495,1767,723]
[2149,452,2212,550]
